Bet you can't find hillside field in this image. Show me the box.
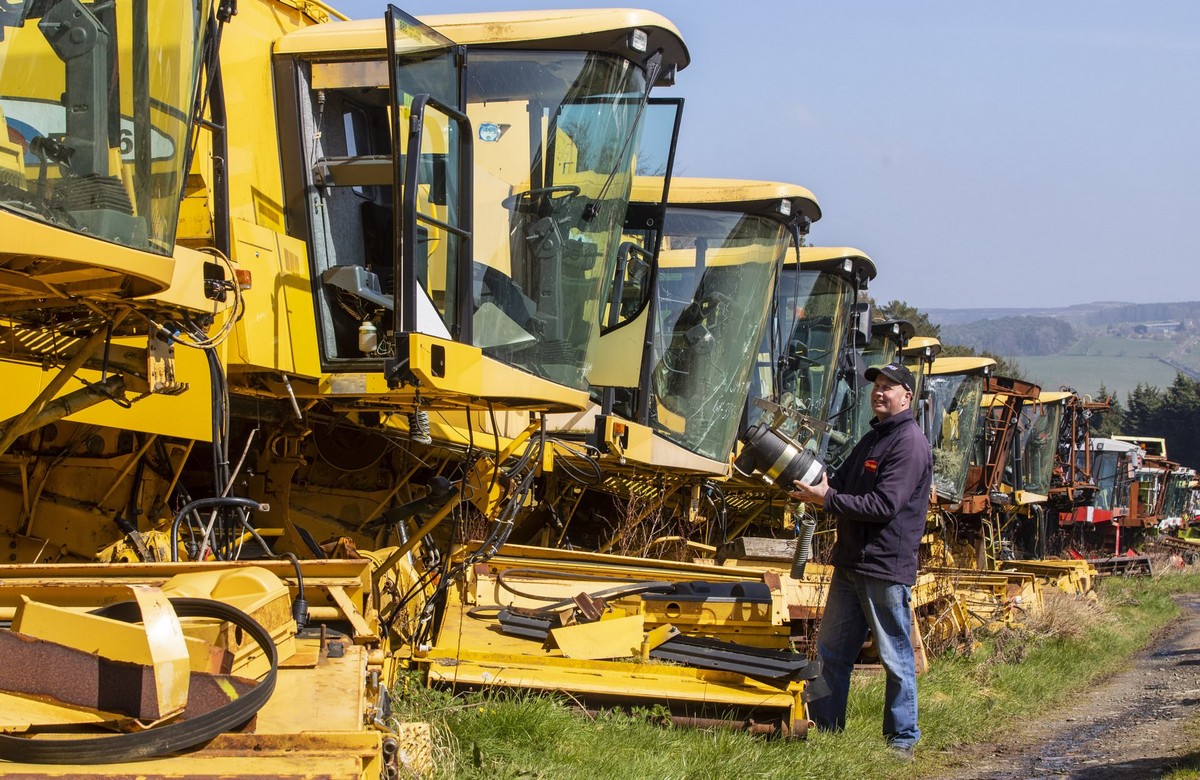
[1011,353,1178,400]
[1004,333,1189,398]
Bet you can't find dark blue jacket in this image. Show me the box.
[824,410,933,586]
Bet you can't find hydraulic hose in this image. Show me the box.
[790,515,818,579]
[170,496,265,561]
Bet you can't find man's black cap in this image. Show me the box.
[865,362,915,392]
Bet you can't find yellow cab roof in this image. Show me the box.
[929,356,995,376]
[275,9,690,75]
[791,246,878,283]
[631,177,821,222]
[1037,390,1072,404]
[902,336,942,358]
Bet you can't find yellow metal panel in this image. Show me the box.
[0,211,175,297]
[229,219,320,377]
[795,246,877,281]
[902,336,943,359]
[930,356,996,375]
[0,344,212,440]
[0,751,364,779]
[136,244,232,313]
[550,614,644,659]
[0,690,107,730]
[632,176,821,222]
[590,309,648,387]
[161,567,298,677]
[403,334,591,412]
[277,10,689,73]
[11,587,190,720]
[255,640,367,734]
[217,2,327,234]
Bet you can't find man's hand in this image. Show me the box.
[789,472,829,507]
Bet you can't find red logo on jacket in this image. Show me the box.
[864,459,878,472]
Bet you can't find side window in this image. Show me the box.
[343,106,369,197]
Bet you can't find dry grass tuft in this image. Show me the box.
[1023,587,1116,643]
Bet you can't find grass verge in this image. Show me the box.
[391,571,1200,780]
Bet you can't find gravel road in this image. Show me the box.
[928,591,1200,780]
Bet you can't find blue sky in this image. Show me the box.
[335,1,1200,310]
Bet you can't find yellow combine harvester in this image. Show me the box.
[0,0,693,775]
[824,318,916,471]
[539,176,822,553]
[722,246,877,534]
[403,177,836,736]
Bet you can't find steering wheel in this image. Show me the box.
[505,185,582,216]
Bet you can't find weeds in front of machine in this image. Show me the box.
[606,489,690,560]
[391,571,1200,780]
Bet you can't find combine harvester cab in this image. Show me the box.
[0,0,219,458]
[1064,437,1140,551]
[922,356,994,525]
[721,246,876,534]
[1009,390,1073,559]
[266,9,690,412]
[1068,435,1173,570]
[225,8,696,560]
[823,318,916,471]
[992,388,1112,588]
[1114,436,1176,536]
[918,357,1036,628]
[1162,467,1200,531]
[1160,467,1200,563]
[539,176,822,553]
[902,334,942,441]
[420,179,832,737]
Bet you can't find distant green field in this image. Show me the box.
[1008,354,1179,399]
[1062,335,1175,359]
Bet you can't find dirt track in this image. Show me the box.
[927,591,1200,780]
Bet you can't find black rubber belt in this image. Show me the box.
[0,597,278,764]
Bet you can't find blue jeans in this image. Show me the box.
[808,567,920,748]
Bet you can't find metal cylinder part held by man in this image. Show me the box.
[734,423,828,490]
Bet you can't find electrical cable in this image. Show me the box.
[492,566,675,610]
[170,496,263,561]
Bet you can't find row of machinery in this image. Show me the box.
[1,0,1196,776]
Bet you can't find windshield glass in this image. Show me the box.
[1087,450,1126,512]
[1163,470,1197,521]
[646,209,786,461]
[467,50,647,390]
[1136,468,1165,515]
[826,331,902,469]
[926,372,985,502]
[1018,401,1062,495]
[747,267,851,439]
[0,0,209,253]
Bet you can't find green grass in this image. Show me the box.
[1013,354,1178,399]
[392,573,1200,780]
[1062,335,1175,359]
[1004,332,1195,398]
[1164,716,1200,780]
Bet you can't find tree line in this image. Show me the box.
[874,299,1198,469]
[941,315,1076,356]
[1091,375,1200,470]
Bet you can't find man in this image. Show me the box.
[790,361,933,759]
